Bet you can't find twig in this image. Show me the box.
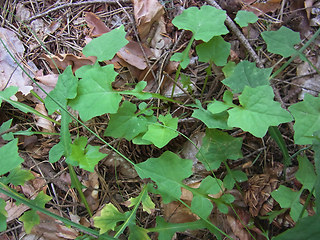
[205,0,264,68]
[25,0,131,23]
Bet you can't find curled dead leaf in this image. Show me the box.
[42,53,96,73]
[35,103,55,133]
[85,12,110,37]
[117,41,154,70]
[133,0,165,41]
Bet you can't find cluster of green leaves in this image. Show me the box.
[0,4,320,240]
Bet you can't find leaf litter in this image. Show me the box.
[0,0,319,239]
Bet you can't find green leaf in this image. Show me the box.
[0,198,7,232]
[19,210,39,234]
[83,25,129,61]
[215,194,235,214]
[19,192,52,233]
[44,65,78,114]
[128,193,155,214]
[69,64,121,121]
[223,170,247,189]
[312,130,320,211]
[227,86,293,137]
[289,94,320,145]
[135,151,193,203]
[0,119,13,141]
[66,136,107,172]
[191,195,213,219]
[142,114,179,148]
[295,155,316,192]
[234,10,258,27]
[104,101,149,141]
[222,61,236,78]
[222,61,272,93]
[261,26,300,58]
[273,214,320,240]
[268,126,291,166]
[191,100,230,129]
[207,90,235,115]
[0,86,18,105]
[4,167,34,186]
[128,225,150,240]
[172,5,228,42]
[154,217,206,240]
[0,138,24,175]
[271,185,304,222]
[94,203,130,234]
[196,129,243,170]
[170,47,191,69]
[119,81,152,100]
[196,36,230,66]
[198,176,223,195]
[49,141,64,163]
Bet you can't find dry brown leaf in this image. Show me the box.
[85,12,110,37]
[242,0,281,16]
[28,209,79,239]
[0,27,33,95]
[20,172,47,198]
[42,53,96,73]
[34,103,55,133]
[117,41,154,70]
[82,171,100,212]
[100,151,138,178]
[133,0,165,41]
[35,72,59,87]
[5,200,30,222]
[226,214,251,240]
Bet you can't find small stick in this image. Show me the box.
[25,0,131,23]
[205,0,264,68]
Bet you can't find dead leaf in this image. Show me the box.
[100,150,138,178]
[133,0,165,41]
[20,172,47,198]
[42,53,96,73]
[117,41,154,70]
[82,171,100,212]
[28,209,78,239]
[85,12,110,37]
[242,0,281,16]
[227,214,251,240]
[5,200,30,222]
[35,72,59,87]
[179,132,207,174]
[0,27,33,95]
[34,103,55,133]
[294,56,320,100]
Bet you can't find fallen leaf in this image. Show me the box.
[29,209,78,239]
[35,71,59,87]
[133,0,165,41]
[0,27,33,95]
[34,103,55,133]
[5,200,30,222]
[85,12,110,37]
[242,0,281,16]
[117,41,154,70]
[83,171,100,212]
[42,53,96,73]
